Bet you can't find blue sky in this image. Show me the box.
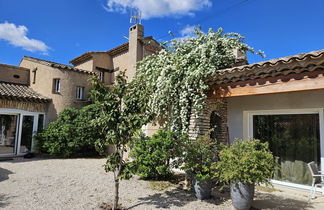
[0,0,324,66]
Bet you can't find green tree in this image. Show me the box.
[35,106,101,157]
[134,28,263,134]
[90,72,149,209]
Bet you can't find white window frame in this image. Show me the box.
[0,108,45,157]
[76,86,85,100]
[244,108,324,193]
[99,71,104,82]
[53,78,61,93]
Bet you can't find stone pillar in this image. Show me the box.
[188,98,228,144]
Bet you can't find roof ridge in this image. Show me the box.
[23,56,95,75]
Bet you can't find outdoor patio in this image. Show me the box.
[0,158,323,210]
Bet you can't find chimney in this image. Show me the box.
[232,48,248,67]
[128,24,144,80]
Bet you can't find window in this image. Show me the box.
[210,111,222,140]
[252,113,320,185]
[53,79,61,93]
[109,71,115,85]
[76,86,85,100]
[32,68,37,84]
[98,71,104,82]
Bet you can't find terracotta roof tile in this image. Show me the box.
[0,82,51,102]
[23,56,95,75]
[208,49,324,85]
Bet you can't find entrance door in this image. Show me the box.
[252,113,320,185]
[0,114,19,156]
[19,115,35,154]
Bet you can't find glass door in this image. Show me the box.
[253,113,320,185]
[0,114,19,156]
[19,115,35,154]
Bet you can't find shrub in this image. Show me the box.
[214,138,276,185]
[35,105,102,157]
[130,129,182,179]
[181,133,221,183]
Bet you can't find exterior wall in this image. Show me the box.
[0,63,30,85]
[0,99,47,112]
[189,98,228,143]
[112,51,130,79]
[20,59,91,124]
[92,53,113,84]
[227,90,324,142]
[74,59,94,72]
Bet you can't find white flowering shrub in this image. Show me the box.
[134,28,263,134]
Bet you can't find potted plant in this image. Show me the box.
[214,138,275,210]
[181,133,220,200]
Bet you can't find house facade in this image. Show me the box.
[0,24,161,157]
[191,49,324,191]
[18,23,161,125]
[0,63,50,157]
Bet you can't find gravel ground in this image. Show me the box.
[0,158,322,210]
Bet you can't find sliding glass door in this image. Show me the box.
[0,110,45,157]
[19,115,35,153]
[252,113,321,186]
[0,114,18,156]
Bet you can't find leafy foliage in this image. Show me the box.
[35,106,101,157]
[90,72,149,209]
[181,132,221,183]
[130,129,182,180]
[134,27,263,134]
[214,139,276,185]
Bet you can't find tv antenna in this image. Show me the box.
[130,9,142,24]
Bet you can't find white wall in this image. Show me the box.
[227,90,324,142]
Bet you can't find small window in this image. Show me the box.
[76,86,85,100]
[53,79,61,93]
[13,74,20,79]
[109,71,115,85]
[98,71,104,82]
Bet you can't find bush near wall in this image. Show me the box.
[35,105,102,157]
[130,129,183,180]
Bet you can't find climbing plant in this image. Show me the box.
[134,27,263,134]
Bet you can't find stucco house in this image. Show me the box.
[190,49,324,191]
[0,24,161,157]
[19,24,161,125]
[0,63,50,157]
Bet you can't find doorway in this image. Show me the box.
[0,109,45,157]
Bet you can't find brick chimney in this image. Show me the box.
[128,24,144,80]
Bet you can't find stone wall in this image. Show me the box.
[188,98,228,144]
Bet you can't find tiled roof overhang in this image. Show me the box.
[0,82,51,103]
[23,56,95,75]
[207,49,324,85]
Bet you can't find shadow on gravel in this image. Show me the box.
[0,167,13,182]
[128,187,228,209]
[253,192,313,210]
[0,194,11,208]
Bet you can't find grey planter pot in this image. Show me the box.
[230,182,255,210]
[193,178,212,200]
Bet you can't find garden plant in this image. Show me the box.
[214,138,276,210]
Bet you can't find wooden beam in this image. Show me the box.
[209,70,324,98]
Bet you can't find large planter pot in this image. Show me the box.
[230,182,255,210]
[193,178,212,200]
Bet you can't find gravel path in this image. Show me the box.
[0,158,321,210]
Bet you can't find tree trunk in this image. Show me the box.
[113,174,119,210]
